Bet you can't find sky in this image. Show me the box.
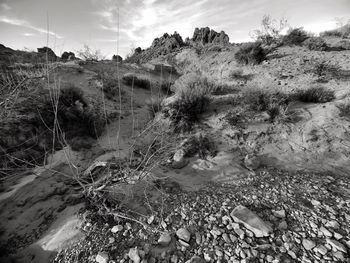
[0,0,349,58]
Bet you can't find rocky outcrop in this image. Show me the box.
[151,32,185,50]
[190,27,229,45]
[37,46,57,60]
[125,32,185,64]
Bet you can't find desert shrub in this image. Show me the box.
[229,69,254,82]
[282,28,309,46]
[309,60,341,81]
[146,96,163,118]
[102,77,126,100]
[303,37,328,51]
[182,133,217,159]
[166,87,210,132]
[234,42,267,65]
[77,44,105,61]
[122,74,151,89]
[337,101,350,119]
[160,80,174,95]
[241,87,291,121]
[321,30,343,38]
[251,15,289,45]
[242,88,289,111]
[211,83,240,95]
[294,86,335,103]
[38,85,105,139]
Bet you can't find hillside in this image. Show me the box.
[1,25,350,263]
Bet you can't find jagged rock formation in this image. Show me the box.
[125,32,186,64]
[37,46,57,60]
[190,27,230,45]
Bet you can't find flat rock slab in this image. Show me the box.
[230,205,272,237]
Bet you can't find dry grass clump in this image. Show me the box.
[229,69,254,82]
[234,42,267,65]
[294,86,335,103]
[182,133,217,159]
[282,28,309,46]
[165,76,211,132]
[122,73,151,90]
[303,37,328,51]
[241,87,291,122]
[146,96,164,118]
[337,100,350,119]
[308,60,341,81]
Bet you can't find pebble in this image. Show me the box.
[302,239,316,250]
[158,233,172,246]
[96,251,109,263]
[111,225,123,233]
[326,239,347,252]
[176,228,191,242]
[128,248,141,263]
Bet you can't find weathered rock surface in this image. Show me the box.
[230,205,272,237]
[190,27,229,45]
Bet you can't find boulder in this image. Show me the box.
[37,46,57,59]
[230,205,272,237]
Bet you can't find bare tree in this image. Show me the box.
[250,15,289,45]
[77,44,105,61]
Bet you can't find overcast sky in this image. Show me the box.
[0,0,349,58]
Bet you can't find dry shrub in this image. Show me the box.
[182,133,217,159]
[229,69,254,82]
[146,96,164,118]
[282,28,309,46]
[234,42,267,65]
[241,87,291,121]
[337,100,350,119]
[165,76,211,132]
[303,37,328,51]
[122,74,151,89]
[294,86,335,103]
[308,60,341,81]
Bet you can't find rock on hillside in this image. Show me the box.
[190,27,230,45]
[126,32,185,64]
[37,46,58,60]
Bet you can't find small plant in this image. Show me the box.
[309,60,341,81]
[234,42,267,65]
[294,86,335,103]
[182,133,217,159]
[337,100,350,119]
[102,77,126,100]
[122,74,151,89]
[303,37,328,51]
[160,80,174,95]
[282,28,309,46]
[166,87,210,132]
[251,14,289,45]
[229,69,253,82]
[146,96,163,118]
[77,44,105,61]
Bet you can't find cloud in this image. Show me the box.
[0,3,11,11]
[0,16,63,39]
[23,33,35,37]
